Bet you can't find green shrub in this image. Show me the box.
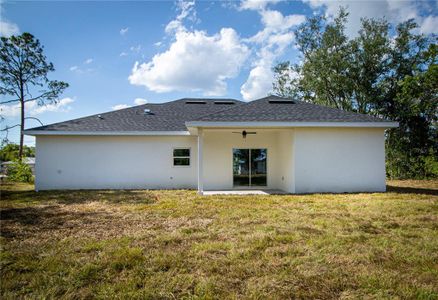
[7,160,34,183]
[424,152,438,178]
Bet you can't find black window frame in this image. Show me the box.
[173,148,191,167]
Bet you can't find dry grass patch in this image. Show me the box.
[1,180,437,299]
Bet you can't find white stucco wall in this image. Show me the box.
[34,127,387,193]
[276,130,295,193]
[293,128,386,193]
[35,135,198,190]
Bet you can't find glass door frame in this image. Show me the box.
[232,148,268,188]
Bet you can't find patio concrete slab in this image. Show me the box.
[202,189,287,195]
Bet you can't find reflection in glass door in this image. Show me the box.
[233,149,267,187]
[251,149,267,186]
[233,149,250,186]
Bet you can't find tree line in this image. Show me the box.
[0,143,35,162]
[272,8,437,179]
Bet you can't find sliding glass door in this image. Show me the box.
[233,149,267,187]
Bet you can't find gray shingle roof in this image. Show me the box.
[26,96,393,133]
[26,98,243,132]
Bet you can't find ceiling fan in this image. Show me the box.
[232,130,257,139]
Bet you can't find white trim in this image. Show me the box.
[185,121,399,128]
[198,128,204,194]
[25,130,191,136]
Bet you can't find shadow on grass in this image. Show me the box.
[0,205,108,238]
[386,185,438,196]
[0,187,158,205]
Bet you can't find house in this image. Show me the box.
[25,96,398,193]
[1,157,36,175]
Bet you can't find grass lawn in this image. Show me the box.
[1,181,437,299]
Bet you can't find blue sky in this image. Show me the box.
[1,0,437,145]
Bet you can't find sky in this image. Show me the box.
[1,0,437,146]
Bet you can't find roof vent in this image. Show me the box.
[97,114,104,119]
[186,100,206,104]
[214,101,235,105]
[268,99,295,104]
[144,108,153,115]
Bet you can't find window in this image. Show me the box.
[173,148,190,166]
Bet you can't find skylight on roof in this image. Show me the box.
[185,100,206,104]
[268,99,295,104]
[214,101,235,105]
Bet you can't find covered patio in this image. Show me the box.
[192,127,295,195]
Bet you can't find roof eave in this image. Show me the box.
[24,130,191,136]
[185,121,399,129]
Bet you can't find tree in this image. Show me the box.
[272,9,437,178]
[0,33,68,160]
[349,18,391,114]
[0,142,35,162]
[275,9,356,111]
[386,44,438,178]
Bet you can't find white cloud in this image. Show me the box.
[0,97,75,117]
[120,27,129,35]
[239,0,281,11]
[119,52,128,57]
[130,45,141,53]
[129,1,249,96]
[31,97,74,115]
[111,98,148,110]
[69,65,93,74]
[240,3,306,100]
[246,10,304,44]
[84,58,93,64]
[420,15,438,34]
[134,98,148,105]
[111,104,131,110]
[154,41,162,47]
[0,102,22,117]
[262,10,305,29]
[0,20,19,37]
[129,28,249,96]
[241,60,274,102]
[165,0,196,33]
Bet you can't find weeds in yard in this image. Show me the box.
[0,180,437,299]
